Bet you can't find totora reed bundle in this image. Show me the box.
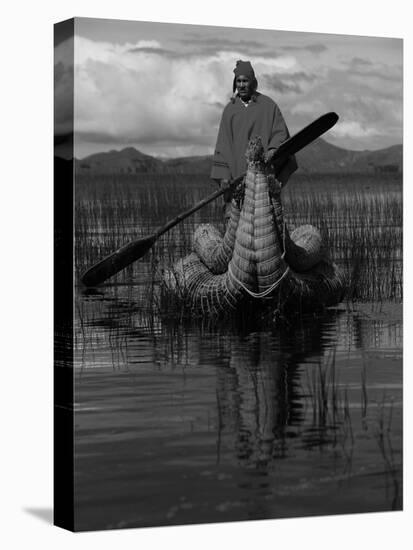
[163,136,345,316]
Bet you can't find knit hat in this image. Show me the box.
[233,60,255,80]
[231,60,258,100]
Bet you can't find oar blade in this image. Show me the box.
[80,234,156,287]
[276,112,339,160]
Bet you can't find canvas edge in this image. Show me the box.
[53,17,75,532]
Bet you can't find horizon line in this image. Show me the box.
[74,138,403,161]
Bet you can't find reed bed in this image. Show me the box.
[280,174,401,302]
[75,172,402,308]
[300,348,401,509]
[75,174,216,288]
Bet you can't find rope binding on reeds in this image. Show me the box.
[162,135,345,315]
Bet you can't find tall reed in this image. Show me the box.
[75,172,402,304]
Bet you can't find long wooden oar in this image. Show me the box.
[80,175,244,287]
[80,111,338,286]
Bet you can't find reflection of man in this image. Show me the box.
[211,60,297,220]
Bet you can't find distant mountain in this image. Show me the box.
[75,139,402,176]
[75,146,163,174]
[295,139,402,174]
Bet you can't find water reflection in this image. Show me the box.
[210,316,337,469]
[71,170,402,529]
[73,290,402,529]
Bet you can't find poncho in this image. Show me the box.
[211,93,297,184]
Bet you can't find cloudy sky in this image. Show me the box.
[54,17,403,159]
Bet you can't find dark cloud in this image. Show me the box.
[262,71,317,94]
[54,61,66,86]
[128,46,176,57]
[345,57,401,83]
[263,74,302,94]
[126,45,282,64]
[288,65,402,149]
[176,36,280,58]
[130,37,306,62]
[349,66,402,82]
[76,129,215,147]
[54,19,73,47]
[127,43,249,60]
[288,71,317,82]
[281,43,327,54]
[54,61,74,87]
[179,36,264,50]
[54,61,74,127]
[203,101,226,110]
[76,131,121,144]
[350,56,373,67]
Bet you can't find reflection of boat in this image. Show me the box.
[164,137,345,316]
[211,311,340,469]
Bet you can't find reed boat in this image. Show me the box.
[163,136,345,316]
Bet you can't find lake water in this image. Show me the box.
[71,173,402,531]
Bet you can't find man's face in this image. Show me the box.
[235,75,253,100]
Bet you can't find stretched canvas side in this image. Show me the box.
[54,18,75,532]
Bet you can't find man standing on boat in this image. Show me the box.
[211,60,297,219]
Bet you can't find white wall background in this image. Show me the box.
[1,1,411,549]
